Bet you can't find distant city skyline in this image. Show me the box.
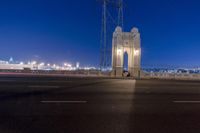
[0,0,200,67]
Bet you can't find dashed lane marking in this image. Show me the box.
[28,86,60,88]
[173,101,200,103]
[41,101,87,103]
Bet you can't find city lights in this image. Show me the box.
[39,62,45,66]
[20,62,24,65]
[31,61,37,65]
[0,57,99,71]
[76,62,80,69]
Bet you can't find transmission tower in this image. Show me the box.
[99,0,124,71]
[99,0,107,71]
[117,0,124,29]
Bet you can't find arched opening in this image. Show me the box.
[123,52,128,71]
[123,52,130,77]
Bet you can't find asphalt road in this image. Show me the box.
[0,76,200,133]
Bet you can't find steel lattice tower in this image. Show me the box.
[100,0,108,71]
[117,0,124,29]
[99,0,124,71]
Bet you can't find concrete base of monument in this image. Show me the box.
[129,68,141,78]
[111,67,123,77]
[111,67,141,78]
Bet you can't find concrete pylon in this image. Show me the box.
[111,26,141,77]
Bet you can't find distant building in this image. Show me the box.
[0,63,32,70]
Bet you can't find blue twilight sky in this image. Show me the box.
[0,0,200,67]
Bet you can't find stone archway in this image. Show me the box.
[123,51,128,71]
[112,26,141,77]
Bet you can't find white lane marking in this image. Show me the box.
[0,80,15,82]
[173,101,200,103]
[28,86,59,88]
[41,101,87,103]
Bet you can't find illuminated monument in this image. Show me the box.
[112,26,141,77]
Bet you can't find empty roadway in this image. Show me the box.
[0,76,200,133]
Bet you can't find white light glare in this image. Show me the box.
[117,49,122,55]
[134,49,140,56]
[39,62,45,66]
[31,61,37,65]
[64,63,72,68]
[20,62,24,65]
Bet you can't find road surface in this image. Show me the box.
[0,76,200,133]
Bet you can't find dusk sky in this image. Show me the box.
[0,0,200,67]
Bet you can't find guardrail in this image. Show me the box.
[141,72,200,80]
[1,69,200,80]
